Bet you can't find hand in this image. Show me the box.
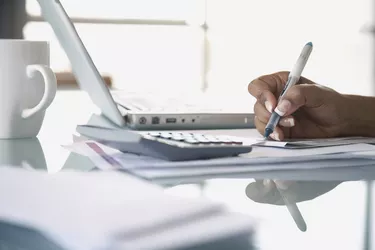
[245,180,341,205]
[248,71,349,140]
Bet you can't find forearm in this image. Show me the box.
[341,95,375,137]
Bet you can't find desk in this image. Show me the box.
[3,90,375,250]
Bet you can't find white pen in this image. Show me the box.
[275,182,307,232]
[264,42,313,138]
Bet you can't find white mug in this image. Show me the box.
[0,40,57,138]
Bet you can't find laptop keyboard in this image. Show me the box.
[112,93,225,112]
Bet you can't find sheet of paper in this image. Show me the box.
[255,136,375,148]
[63,141,375,172]
[131,158,375,180]
[248,143,375,157]
[0,167,224,250]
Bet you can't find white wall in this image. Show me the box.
[25,0,203,93]
[26,0,374,98]
[206,0,374,97]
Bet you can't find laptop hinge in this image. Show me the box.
[117,104,129,116]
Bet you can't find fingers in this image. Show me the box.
[254,101,296,127]
[245,180,285,205]
[279,116,296,127]
[245,180,280,204]
[269,127,285,141]
[246,180,337,205]
[254,101,271,124]
[273,180,295,190]
[254,116,286,140]
[274,84,325,117]
[254,115,266,135]
[249,75,280,111]
[250,72,319,121]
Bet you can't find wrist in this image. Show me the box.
[340,94,375,137]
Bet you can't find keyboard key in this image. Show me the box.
[218,136,243,144]
[193,136,206,141]
[181,133,194,138]
[204,135,221,142]
[195,138,211,144]
[207,139,222,144]
[148,132,161,137]
[232,141,243,145]
[160,133,172,139]
[184,138,200,144]
[217,138,235,144]
[171,135,185,141]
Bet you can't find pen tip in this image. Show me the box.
[306,42,313,47]
[264,128,272,139]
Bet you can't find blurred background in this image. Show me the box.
[1,0,374,97]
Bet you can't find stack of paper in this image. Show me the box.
[63,138,375,182]
[65,114,375,182]
[0,167,255,250]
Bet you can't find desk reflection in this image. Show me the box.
[0,138,46,170]
[246,180,342,232]
[245,180,341,205]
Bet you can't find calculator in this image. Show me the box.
[76,125,252,161]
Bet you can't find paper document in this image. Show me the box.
[132,159,375,180]
[255,137,375,148]
[0,167,234,250]
[249,143,375,157]
[63,141,375,172]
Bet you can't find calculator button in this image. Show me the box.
[170,132,182,136]
[148,132,161,137]
[171,135,185,141]
[218,138,235,144]
[193,136,206,141]
[184,138,200,144]
[232,140,243,145]
[181,133,194,138]
[204,136,221,143]
[160,133,172,139]
[196,138,211,144]
[192,134,204,138]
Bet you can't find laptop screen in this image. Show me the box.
[36,0,125,126]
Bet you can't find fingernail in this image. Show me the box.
[263,179,275,191]
[279,117,295,127]
[265,101,273,113]
[263,179,271,186]
[275,100,291,116]
[269,133,276,140]
[270,132,280,141]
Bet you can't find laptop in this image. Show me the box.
[36,0,255,130]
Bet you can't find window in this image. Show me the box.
[24,0,207,93]
[206,0,373,96]
[25,0,374,97]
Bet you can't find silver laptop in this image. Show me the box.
[36,0,255,130]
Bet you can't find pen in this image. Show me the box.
[264,42,313,138]
[274,181,307,232]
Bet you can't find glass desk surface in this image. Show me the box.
[3,90,375,250]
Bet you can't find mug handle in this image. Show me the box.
[22,65,57,119]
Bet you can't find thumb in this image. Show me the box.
[274,84,324,117]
